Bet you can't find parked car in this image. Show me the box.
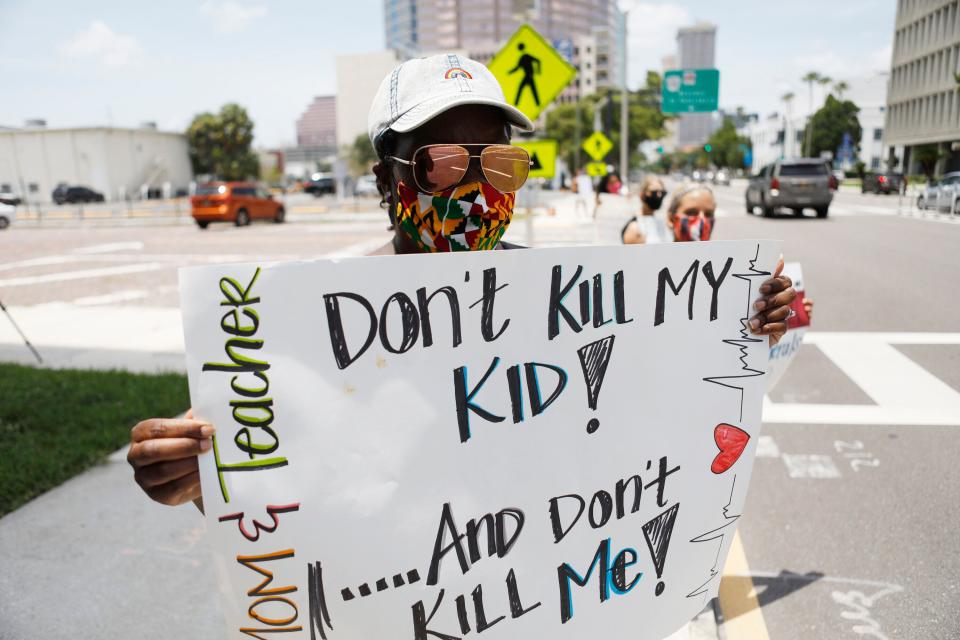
[353,175,379,197]
[745,158,836,218]
[916,171,960,214]
[0,202,14,229]
[52,184,105,204]
[0,191,22,206]
[190,182,285,229]
[861,172,904,195]
[712,169,731,186]
[303,173,335,196]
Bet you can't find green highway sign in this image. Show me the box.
[661,69,720,113]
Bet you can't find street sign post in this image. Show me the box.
[488,24,577,122]
[582,131,613,161]
[515,139,558,179]
[661,69,720,113]
[586,161,608,177]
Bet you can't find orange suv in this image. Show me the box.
[191,182,285,228]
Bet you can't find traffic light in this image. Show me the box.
[703,144,713,153]
[656,145,664,154]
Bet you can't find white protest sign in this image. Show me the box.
[766,263,809,390]
[179,240,780,640]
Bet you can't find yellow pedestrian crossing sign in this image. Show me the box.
[583,131,613,161]
[488,24,576,122]
[515,139,558,179]
[585,161,608,177]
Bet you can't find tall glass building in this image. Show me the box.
[383,0,626,97]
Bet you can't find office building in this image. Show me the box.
[296,96,337,150]
[740,74,889,171]
[383,0,626,98]
[884,0,960,174]
[675,22,718,148]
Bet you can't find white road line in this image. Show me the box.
[0,262,163,287]
[73,289,150,306]
[781,454,842,479]
[805,331,960,345]
[322,238,390,258]
[765,332,960,426]
[72,241,144,254]
[0,255,75,272]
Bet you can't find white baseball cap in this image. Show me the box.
[367,53,535,147]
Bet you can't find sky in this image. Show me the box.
[2,1,897,148]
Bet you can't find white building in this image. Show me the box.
[335,51,400,151]
[0,124,191,203]
[885,0,960,174]
[740,74,889,172]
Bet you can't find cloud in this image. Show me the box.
[59,21,141,67]
[200,1,268,33]
[621,3,692,86]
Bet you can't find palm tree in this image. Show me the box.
[817,75,833,100]
[833,81,850,100]
[781,92,795,158]
[801,71,821,156]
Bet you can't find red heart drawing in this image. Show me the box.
[711,423,750,474]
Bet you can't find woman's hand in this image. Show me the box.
[749,257,796,347]
[128,409,213,510]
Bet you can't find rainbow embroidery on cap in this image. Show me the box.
[444,67,472,80]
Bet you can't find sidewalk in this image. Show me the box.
[0,196,723,639]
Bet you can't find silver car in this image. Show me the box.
[916,172,960,214]
[746,159,835,218]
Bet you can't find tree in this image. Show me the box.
[544,72,669,174]
[833,81,850,100]
[186,104,259,180]
[704,118,752,169]
[804,94,862,159]
[913,144,944,182]
[346,133,378,177]
[801,71,821,155]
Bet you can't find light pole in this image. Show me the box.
[620,3,635,187]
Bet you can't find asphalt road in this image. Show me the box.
[1,182,958,639]
[707,181,960,639]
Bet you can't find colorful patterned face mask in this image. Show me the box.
[673,214,715,241]
[395,180,515,252]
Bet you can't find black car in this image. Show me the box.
[52,184,105,204]
[861,172,903,195]
[302,174,335,196]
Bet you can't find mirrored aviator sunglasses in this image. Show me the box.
[396,144,532,194]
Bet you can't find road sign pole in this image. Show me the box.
[574,98,582,173]
[620,83,628,186]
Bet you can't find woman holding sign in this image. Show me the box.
[127,54,797,509]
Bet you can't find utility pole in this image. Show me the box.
[574,95,582,173]
[620,3,637,187]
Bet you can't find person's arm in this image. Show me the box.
[128,410,213,513]
[749,257,797,347]
[621,220,646,245]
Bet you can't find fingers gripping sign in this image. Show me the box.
[749,256,797,346]
[128,416,215,507]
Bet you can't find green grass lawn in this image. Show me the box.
[0,364,189,516]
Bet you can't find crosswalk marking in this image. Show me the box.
[0,262,165,288]
[764,332,960,426]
